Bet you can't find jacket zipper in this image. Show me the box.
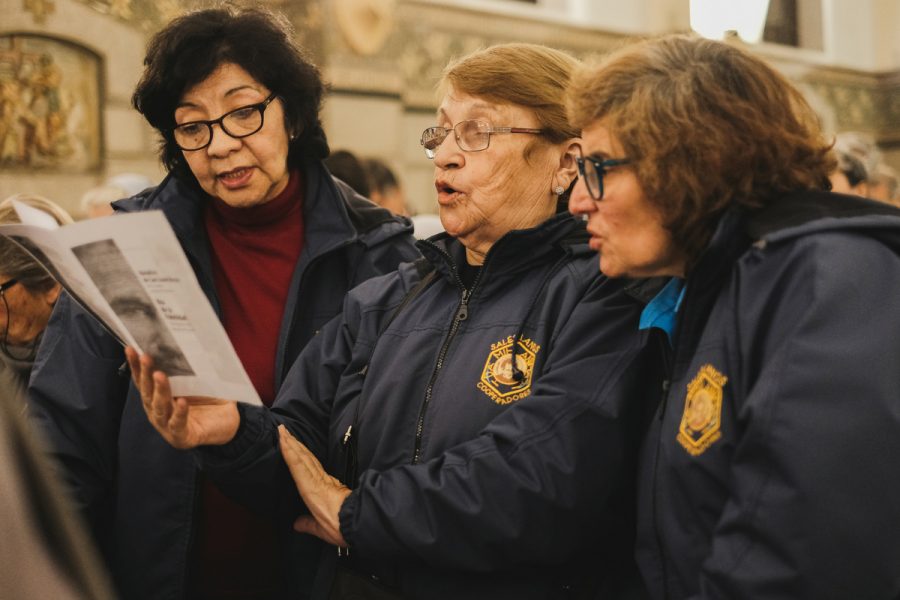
[651,376,671,600]
[651,286,689,600]
[278,240,356,385]
[411,248,485,464]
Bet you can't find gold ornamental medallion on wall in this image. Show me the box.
[333,0,396,56]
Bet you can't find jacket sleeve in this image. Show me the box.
[690,234,900,600]
[195,273,392,516]
[353,225,420,289]
[338,275,651,570]
[27,292,130,534]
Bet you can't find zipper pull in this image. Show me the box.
[457,303,468,321]
[456,290,469,321]
[343,425,353,445]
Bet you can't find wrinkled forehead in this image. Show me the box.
[436,88,533,126]
[177,62,265,109]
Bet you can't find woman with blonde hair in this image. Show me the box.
[567,34,900,599]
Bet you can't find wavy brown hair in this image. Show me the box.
[567,34,835,264]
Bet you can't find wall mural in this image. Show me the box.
[0,34,101,171]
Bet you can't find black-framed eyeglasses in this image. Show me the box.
[0,278,18,295]
[420,119,544,159]
[171,93,279,151]
[575,153,631,200]
[0,278,23,360]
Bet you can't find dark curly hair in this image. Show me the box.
[132,6,329,184]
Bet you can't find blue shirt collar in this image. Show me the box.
[639,277,685,345]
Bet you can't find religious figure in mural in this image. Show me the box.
[0,35,100,171]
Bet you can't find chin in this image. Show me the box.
[216,190,272,208]
[437,210,463,237]
[599,258,626,279]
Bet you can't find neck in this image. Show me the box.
[464,246,487,266]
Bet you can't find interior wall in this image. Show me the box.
[0,0,162,217]
[1,0,897,217]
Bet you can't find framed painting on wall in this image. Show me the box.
[0,34,102,171]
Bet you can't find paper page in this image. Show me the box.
[0,209,261,405]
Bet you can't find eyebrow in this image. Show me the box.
[176,84,262,110]
[581,145,615,161]
[436,101,500,122]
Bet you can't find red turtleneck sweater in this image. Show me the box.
[189,171,304,599]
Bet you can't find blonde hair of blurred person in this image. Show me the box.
[0,194,72,404]
[79,185,126,219]
[828,148,869,196]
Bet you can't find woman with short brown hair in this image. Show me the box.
[568,34,900,600]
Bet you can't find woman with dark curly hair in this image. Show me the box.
[28,7,418,600]
[567,34,900,599]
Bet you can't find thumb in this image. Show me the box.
[293,514,318,535]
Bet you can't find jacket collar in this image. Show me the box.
[112,162,405,262]
[416,212,587,291]
[747,189,900,244]
[672,189,900,376]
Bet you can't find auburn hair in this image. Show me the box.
[567,34,835,263]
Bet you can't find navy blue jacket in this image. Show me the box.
[28,164,420,600]
[199,212,659,599]
[637,191,900,599]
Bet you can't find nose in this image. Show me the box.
[432,130,463,170]
[568,178,595,218]
[205,123,242,157]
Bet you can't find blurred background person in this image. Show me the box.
[27,6,418,600]
[869,162,899,205]
[322,148,371,197]
[828,145,869,196]
[80,174,156,219]
[363,157,408,216]
[835,131,880,177]
[0,193,72,405]
[364,156,446,239]
[105,172,155,198]
[78,184,125,219]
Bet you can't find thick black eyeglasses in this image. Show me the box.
[575,154,631,200]
[420,119,544,159]
[171,93,278,151]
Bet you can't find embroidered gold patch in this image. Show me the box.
[477,336,540,405]
[677,364,728,456]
